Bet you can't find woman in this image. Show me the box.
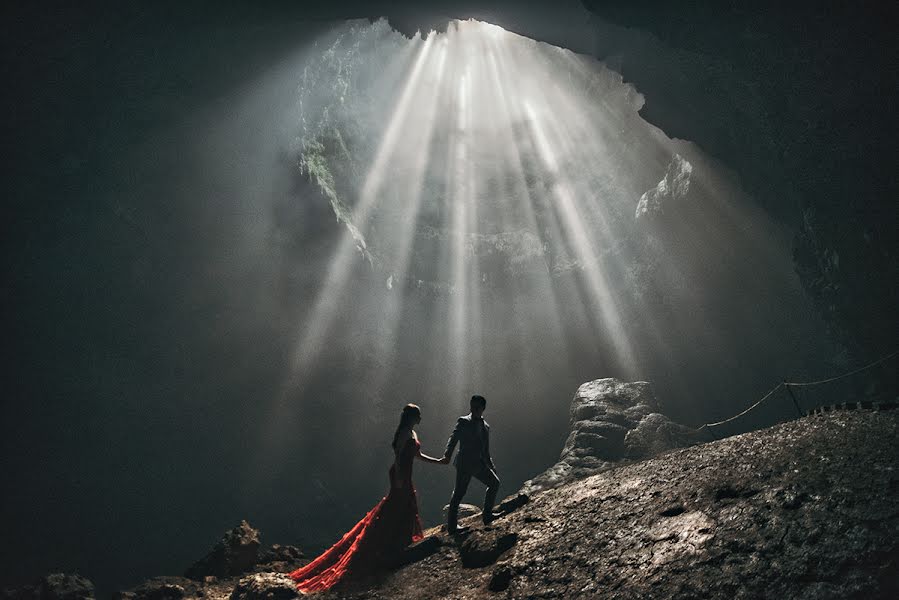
[289,404,447,592]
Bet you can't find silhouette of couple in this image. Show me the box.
[289,395,500,592]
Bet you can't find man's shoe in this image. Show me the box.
[482,511,500,525]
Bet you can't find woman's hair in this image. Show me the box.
[392,403,421,449]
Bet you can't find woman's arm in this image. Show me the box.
[415,444,448,464]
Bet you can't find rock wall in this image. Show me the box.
[582,1,898,365]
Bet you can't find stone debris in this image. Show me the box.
[229,574,298,600]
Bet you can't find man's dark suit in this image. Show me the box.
[444,414,500,530]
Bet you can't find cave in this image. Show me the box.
[3,1,896,596]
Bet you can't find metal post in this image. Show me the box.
[784,382,802,417]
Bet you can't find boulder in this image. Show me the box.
[131,581,182,600]
[113,577,195,600]
[521,378,701,494]
[230,574,298,600]
[185,521,261,579]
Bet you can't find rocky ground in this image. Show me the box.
[321,409,898,599]
[9,409,897,600]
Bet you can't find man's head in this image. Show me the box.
[470,394,487,418]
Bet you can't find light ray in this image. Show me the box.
[523,99,639,372]
[361,42,450,395]
[449,55,472,398]
[252,34,439,472]
[288,35,437,381]
[480,35,575,377]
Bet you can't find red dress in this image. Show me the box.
[288,437,425,592]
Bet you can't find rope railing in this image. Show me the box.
[694,348,898,433]
[696,383,784,430]
[782,349,899,387]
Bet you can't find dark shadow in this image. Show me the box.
[394,536,442,567]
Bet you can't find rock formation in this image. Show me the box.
[185,521,262,580]
[634,154,693,220]
[520,378,701,495]
[111,524,305,600]
[0,525,307,600]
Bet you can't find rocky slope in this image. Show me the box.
[320,409,898,599]
[11,410,896,599]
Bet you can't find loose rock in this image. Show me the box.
[230,574,298,600]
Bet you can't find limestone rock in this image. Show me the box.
[635,154,693,220]
[230,574,298,600]
[521,378,700,494]
[185,521,261,579]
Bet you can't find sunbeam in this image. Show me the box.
[288,35,438,379]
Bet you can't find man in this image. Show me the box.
[443,394,500,534]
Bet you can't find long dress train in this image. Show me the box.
[288,437,425,592]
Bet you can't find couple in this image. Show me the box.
[289,395,500,593]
